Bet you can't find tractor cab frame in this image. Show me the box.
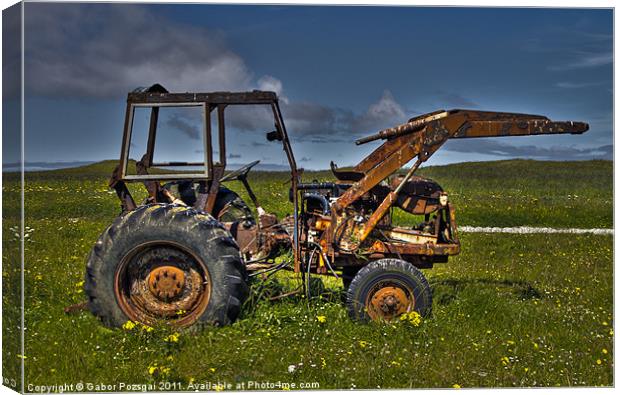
[109,85,302,267]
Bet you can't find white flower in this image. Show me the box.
[287,365,296,373]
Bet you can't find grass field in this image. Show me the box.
[2,159,614,390]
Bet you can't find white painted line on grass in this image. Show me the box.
[459,226,613,235]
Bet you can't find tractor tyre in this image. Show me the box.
[346,258,432,322]
[212,187,255,224]
[85,204,248,328]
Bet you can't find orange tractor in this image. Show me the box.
[85,84,588,328]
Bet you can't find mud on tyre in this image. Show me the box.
[85,204,248,328]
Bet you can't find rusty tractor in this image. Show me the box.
[85,84,588,327]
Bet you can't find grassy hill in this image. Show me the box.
[2,159,613,389]
[6,158,613,228]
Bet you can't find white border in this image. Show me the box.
[0,2,615,395]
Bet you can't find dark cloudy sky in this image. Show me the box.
[3,3,613,169]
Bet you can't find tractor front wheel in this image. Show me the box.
[85,204,248,328]
[346,258,432,322]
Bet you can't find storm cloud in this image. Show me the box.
[24,3,254,97]
[166,114,201,140]
[23,3,413,146]
[224,89,408,143]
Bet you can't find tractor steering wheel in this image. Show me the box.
[219,160,260,182]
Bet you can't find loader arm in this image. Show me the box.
[332,109,588,242]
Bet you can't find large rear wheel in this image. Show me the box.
[85,204,248,328]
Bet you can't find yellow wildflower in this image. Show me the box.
[602,349,608,354]
[317,315,327,323]
[164,332,180,343]
[596,359,602,365]
[210,368,216,373]
[453,384,461,388]
[359,340,368,348]
[399,311,422,327]
[148,365,157,375]
[122,321,136,331]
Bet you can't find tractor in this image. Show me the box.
[84,84,588,327]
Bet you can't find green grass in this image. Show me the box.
[2,159,613,389]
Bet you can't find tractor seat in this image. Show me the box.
[330,161,364,182]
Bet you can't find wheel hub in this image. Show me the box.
[382,294,399,311]
[148,265,185,300]
[115,243,212,327]
[368,285,412,320]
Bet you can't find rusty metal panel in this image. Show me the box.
[127,90,278,105]
[453,119,589,138]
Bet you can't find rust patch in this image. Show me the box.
[147,265,186,300]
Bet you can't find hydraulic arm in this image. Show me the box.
[332,109,589,242]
